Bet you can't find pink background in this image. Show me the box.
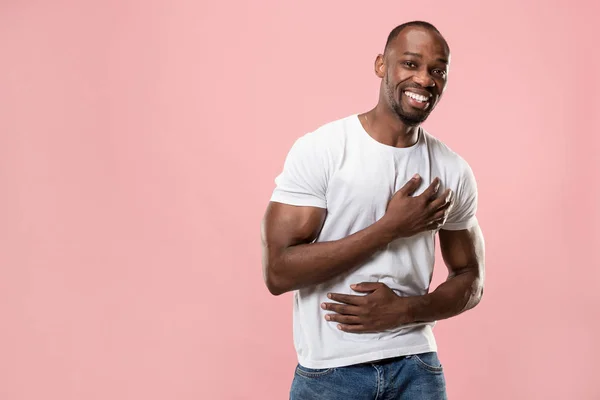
[1,1,599,399]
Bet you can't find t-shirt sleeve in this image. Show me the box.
[442,160,479,231]
[270,134,328,209]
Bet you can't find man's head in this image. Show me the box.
[376,21,450,126]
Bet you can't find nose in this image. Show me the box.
[413,69,435,88]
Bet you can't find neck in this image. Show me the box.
[362,104,420,148]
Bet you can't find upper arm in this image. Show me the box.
[442,159,478,231]
[262,132,330,283]
[261,202,326,274]
[438,226,485,278]
[438,157,484,278]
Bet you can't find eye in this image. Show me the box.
[433,69,447,77]
[403,61,417,68]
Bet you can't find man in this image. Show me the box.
[261,21,485,400]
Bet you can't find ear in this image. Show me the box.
[374,54,385,79]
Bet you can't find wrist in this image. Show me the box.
[403,295,428,324]
[375,216,400,243]
[394,295,418,326]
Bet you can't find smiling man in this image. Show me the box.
[261,21,485,400]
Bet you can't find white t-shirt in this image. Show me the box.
[270,114,478,369]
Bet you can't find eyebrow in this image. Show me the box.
[403,51,448,64]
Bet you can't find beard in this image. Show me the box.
[385,74,432,126]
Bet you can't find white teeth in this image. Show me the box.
[404,91,429,103]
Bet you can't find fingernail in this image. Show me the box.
[327,293,332,299]
[325,315,331,320]
[321,303,326,309]
[413,174,420,179]
[337,325,342,330]
[350,284,357,289]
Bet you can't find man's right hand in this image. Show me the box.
[381,174,454,238]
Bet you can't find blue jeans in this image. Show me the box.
[290,352,447,400]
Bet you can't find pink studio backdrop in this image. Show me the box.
[1,1,598,399]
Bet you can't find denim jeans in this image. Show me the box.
[290,352,447,400]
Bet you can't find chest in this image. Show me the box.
[326,144,434,215]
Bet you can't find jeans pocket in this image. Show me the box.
[295,364,336,378]
[411,352,444,373]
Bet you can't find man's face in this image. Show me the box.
[378,27,450,126]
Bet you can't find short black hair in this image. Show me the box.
[384,21,447,53]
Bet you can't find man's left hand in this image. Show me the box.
[321,282,414,333]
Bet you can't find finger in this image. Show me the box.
[337,324,369,333]
[430,205,451,222]
[419,178,441,200]
[321,302,361,315]
[325,313,361,324]
[428,189,453,211]
[349,282,383,293]
[426,218,445,231]
[327,292,367,305]
[397,174,422,196]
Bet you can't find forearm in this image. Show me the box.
[267,219,395,295]
[406,267,484,323]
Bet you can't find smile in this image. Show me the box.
[403,91,430,103]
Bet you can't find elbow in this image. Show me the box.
[263,261,289,296]
[470,278,485,308]
[265,275,286,296]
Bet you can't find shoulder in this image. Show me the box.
[288,115,355,162]
[282,114,356,170]
[297,114,354,147]
[423,129,474,177]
